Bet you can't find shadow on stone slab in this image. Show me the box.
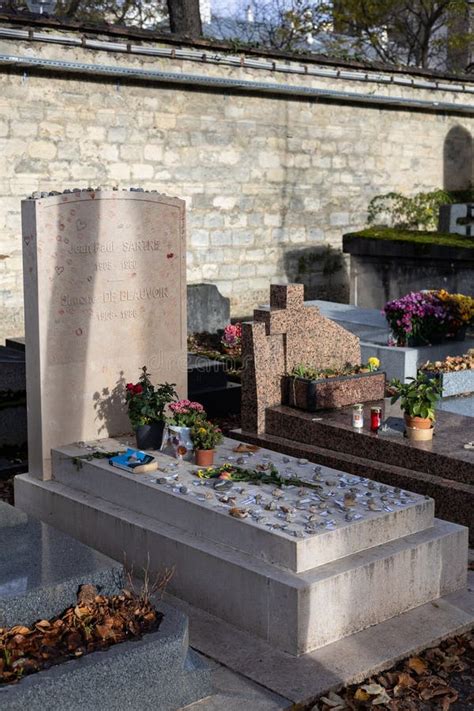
[164,576,474,708]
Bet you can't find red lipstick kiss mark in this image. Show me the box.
[75,328,83,336]
[167,252,174,259]
[55,266,64,275]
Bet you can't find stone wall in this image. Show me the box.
[0,19,473,339]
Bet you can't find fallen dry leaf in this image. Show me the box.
[393,671,417,697]
[407,656,428,675]
[440,691,459,710]
[354,687,370,702]
[34,620,50,631]
[232,443,260,453]
[9,626,30,636]
[372,690,390,705]
[361,683,386,695]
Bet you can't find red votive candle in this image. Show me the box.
[370,406,382,433]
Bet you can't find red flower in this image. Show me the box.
[134,384,143,395]
[126,383,135,392]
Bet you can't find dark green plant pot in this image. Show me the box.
[135,422,165,450]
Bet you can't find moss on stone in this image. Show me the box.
[346,227,474,249]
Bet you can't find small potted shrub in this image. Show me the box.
[191,419,223,467]
[389,372,442,442]
[167,400,206,460]
[126,367,177,449]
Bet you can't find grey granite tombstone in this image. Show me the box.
[187,283,230,334]
[439,203,474,236]
[0,501,123,627]
[0,502,212,710]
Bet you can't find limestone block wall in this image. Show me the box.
[0,19,473,339]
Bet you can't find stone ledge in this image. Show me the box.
[343,230,474,260]
[265,405,474,485]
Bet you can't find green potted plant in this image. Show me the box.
[191,419,223,467]
[125,367,177,450]
[389,372,442,442]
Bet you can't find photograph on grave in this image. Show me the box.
[21,190,186,479]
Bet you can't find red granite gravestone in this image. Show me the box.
[241,284,361,433]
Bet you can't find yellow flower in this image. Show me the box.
[368,357,380,370]
[199,427,206,434]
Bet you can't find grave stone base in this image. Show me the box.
[0,502,211,711]
[15,437,470,657]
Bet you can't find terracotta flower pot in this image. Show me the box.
[405,425,434,442]
[195,449,215,467]
[404,414,433,430]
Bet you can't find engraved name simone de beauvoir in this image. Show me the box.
[60,287,169,308]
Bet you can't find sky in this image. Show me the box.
[211,0,244,16]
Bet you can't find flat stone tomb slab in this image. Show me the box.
[52,437,434,574]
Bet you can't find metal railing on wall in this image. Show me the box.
[0,24,471,101]
[0,52,473,115]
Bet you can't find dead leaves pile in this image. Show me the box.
[312,630,473,710]
[421,352,474,374]
[0,584,162,685]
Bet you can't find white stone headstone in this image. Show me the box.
[22,189,187,479]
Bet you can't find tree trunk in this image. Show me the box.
[167,0,202,36]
